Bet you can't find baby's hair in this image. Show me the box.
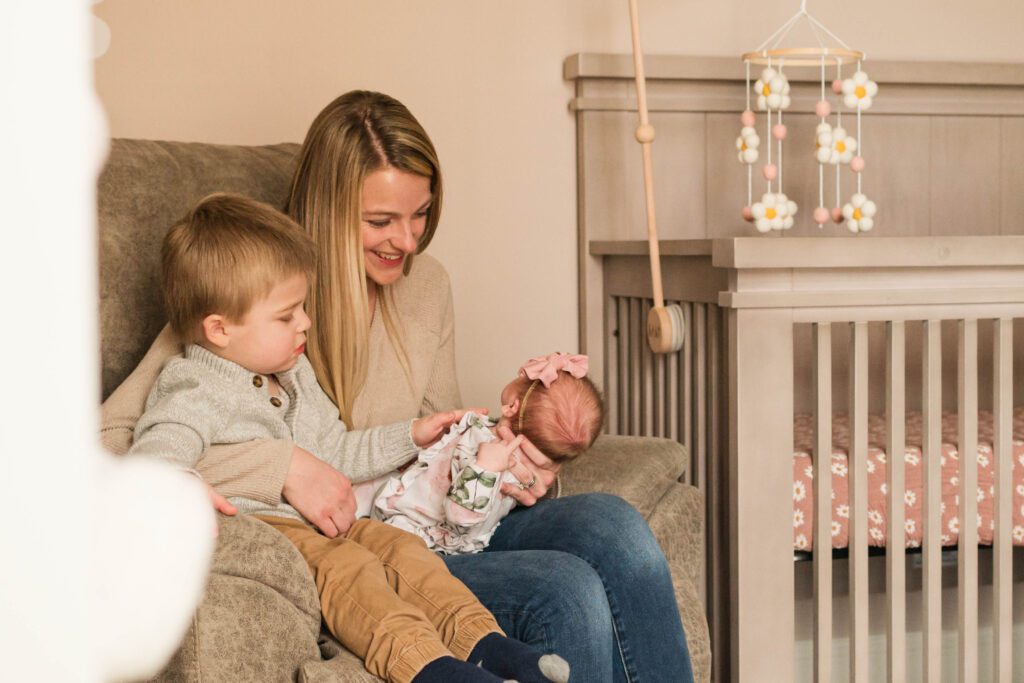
[509,374,604,461]
[161,192,317,343]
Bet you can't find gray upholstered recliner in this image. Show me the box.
[97,139,710,682]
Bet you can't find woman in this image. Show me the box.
[285,90,692,683]
[104,91,693,682]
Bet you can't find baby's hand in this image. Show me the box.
[476,433,525,472]
[412,408,488,448]
[205,482,237,516]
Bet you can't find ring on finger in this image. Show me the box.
[524,475,537,489]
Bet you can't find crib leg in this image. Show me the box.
[728,308,795,682]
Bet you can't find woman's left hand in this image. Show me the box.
[497,424,560,506]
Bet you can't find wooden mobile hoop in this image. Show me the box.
[737,1,878,235]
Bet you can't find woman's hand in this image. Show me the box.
[282,445,356,537]
[496,424,560,506]
[412,408,488,448]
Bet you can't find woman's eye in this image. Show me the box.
[414,210,429,219]
[367,219,389,228]
[279,315,294,322]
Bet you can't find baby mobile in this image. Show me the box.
[737,1,878,234]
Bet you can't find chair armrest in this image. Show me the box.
[559,434,688,518]
[153,516,323,682]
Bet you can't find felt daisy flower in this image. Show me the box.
[842,193,877,233]
[754,67,791,111]
[815,122,858,165]
[842,70,878,110]
[736,126,760,164]
[751,192,797,233]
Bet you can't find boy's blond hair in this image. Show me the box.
[161,192,317,343]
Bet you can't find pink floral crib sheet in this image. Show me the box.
[792,408,1024,551]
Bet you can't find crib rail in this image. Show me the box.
[591,237,1024,682]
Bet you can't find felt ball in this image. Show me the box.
[741,110,756,127]
[762,164,778,181]
[635,124,656,143]
[831,207,844,223]
[813,207,830,225]
[815,100,831,118]
[831,79,843,94]
[850,156,865,173]
[742,206,754,222]
[772,124,787,140]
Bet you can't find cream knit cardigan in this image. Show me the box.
[101,254,461,505]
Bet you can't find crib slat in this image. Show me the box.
[706,303,721,612]
[654,343,666,438]
[992,318,1013,682]
[682,302,693,459]
[958,319,979,683]
[641,299,654,437]
[885,321,906,682]
[813,323,833,683]
[849,322,869,683]
[630,298,642,435]
[606,295,620,435]
[695,303,708,494]
[668,339,679,443]
[922,320,942,683]
[617,297,629,435]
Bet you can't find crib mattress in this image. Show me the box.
[792,408,1024,551]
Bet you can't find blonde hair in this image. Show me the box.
[508,375,605,461]
[285,91,442,427]
[161,192,316,343]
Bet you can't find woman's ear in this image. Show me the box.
[201,315,230,349]
[501,398,520,419]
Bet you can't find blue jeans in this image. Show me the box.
[444,493,694,682]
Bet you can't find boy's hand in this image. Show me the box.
[412,408,488,448]
[283,445,357,537]
[496,425,560,507]
[206,483,237,516]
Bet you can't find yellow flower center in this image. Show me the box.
[765,208,777,219]
[836,141,846,153]
[853,208,862,220]
[741,142,747,150]
[762,85,771,96]
[855,85,867,99]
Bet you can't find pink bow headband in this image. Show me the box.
[519,353,589,388]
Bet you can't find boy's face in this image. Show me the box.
[218,274,311,376]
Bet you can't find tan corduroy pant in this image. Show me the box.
[256,516,501,683]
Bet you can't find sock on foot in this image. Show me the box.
[411,655,509,683]
[468,633,570,683]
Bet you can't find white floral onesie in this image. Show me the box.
[353,412,518,554]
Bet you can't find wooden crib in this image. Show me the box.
[567,54,1024,682]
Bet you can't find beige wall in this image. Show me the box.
[93,0,1024,411]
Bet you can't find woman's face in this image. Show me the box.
[360,167,432,287]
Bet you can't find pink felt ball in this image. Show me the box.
[813,207,830,225]
[831,79,843,94]
[850,156,865,173]
[762,164,778,181]
[742,206,754,222]
[831,207,844,223]
[815,100,832,118]
[772,124,787,140]
[740,110,756,127]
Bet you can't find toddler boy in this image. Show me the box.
[129,193,568,683]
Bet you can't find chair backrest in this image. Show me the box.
[97,139,299,399]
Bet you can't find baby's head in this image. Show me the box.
[161,193,317,372]
[499,353,604,461]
